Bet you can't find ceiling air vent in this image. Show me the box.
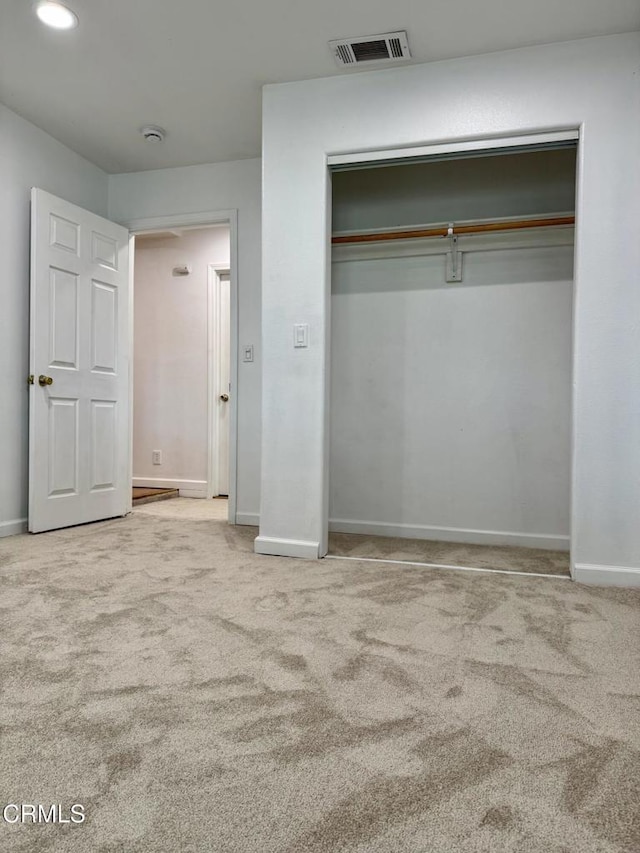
[329,31,411,67]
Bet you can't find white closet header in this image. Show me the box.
[327,130,579,171]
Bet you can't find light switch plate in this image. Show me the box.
[243,345,254,362]
[293,323,309,348]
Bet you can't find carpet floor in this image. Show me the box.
[328,533,571,577]
[1,499,639,852]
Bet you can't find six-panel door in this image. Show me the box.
[29,189,130,533]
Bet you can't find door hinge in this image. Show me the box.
[27,374,34,385]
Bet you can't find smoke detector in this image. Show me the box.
[141,125,166,143]
[329,31,411,67]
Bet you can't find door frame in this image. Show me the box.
[123,209,239,524]
[207,263,231,499]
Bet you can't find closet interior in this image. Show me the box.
[328,144,577,577]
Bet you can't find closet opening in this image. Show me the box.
[327,140,577,578]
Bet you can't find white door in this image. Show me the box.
[216,274,231,495]
[29,189,130,533]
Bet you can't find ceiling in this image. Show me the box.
[1,1,638,174]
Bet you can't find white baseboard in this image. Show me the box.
[254,536,319,559]
[235,512,259,527]
[0,518,28,538]
[573,563,640,588]
[132,478,207,499]
[328,518,570,551]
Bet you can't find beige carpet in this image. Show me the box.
[1,498,639,852]
[329,532,571,577]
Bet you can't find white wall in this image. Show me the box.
[258,33,640,586]
[330,244,573,549]
[0,103,109,537]
[108,159,262,522]
[133,227,230,495]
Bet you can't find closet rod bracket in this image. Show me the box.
[445,223,463,283]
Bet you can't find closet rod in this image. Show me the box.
[331,215,575,244]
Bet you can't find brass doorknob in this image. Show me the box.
[38,375,53,386]
[219,393,229,402]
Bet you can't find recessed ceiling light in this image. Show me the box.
[35,2,79,30]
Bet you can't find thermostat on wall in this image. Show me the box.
[172,265,191,276]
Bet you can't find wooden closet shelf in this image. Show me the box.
[331,216,575,244]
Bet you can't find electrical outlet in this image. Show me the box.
[152,450,162,465]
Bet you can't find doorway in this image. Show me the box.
[131,225,232,513]
[327,140,577,578]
